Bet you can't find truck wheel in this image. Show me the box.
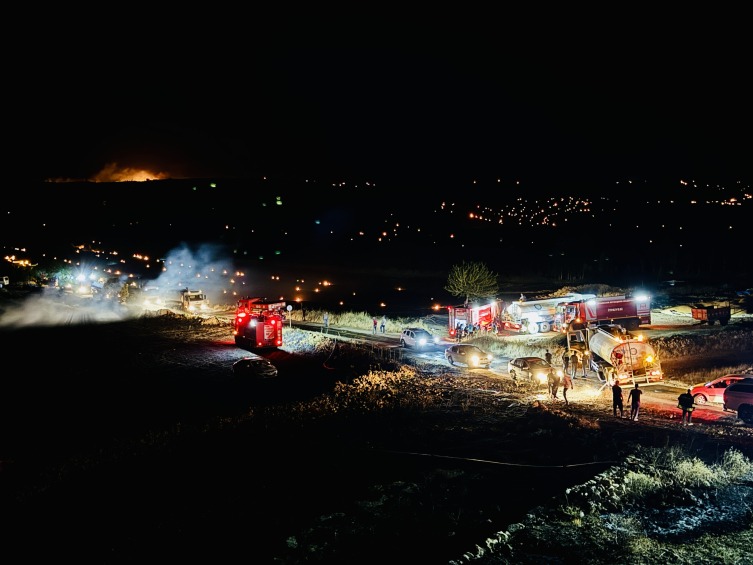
[528,323,540,335]
[538,322,551,333]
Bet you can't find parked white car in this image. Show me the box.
[400,327,439,349]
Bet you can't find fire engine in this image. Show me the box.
[553,295,651,332]
[447,300,503,338]
[233,298,286,349]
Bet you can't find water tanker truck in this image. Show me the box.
[566,324,663,386]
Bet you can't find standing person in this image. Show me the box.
[545,349,553,365]
[570,351,579,378]
[372,316,378,334]
[627,383,643,421]
[612,381,624,417]
[551,370,561,400]
[323,312,329,329]
[380,315,386,334]
[678,388,695,426]
[561,372,573,406]
[547,369,561,400]
[562,350,570,374]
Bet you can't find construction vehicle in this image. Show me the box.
[233,298,286,349]
[566,324,663,386]
[447,300,503,339]
[503,293,595,334]
[180,289,209,313]
[554,295,651,332]
[691,304,731,326]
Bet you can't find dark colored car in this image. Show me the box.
[445,344,493,369]
[232,355,278,379]
[722,378,753,424]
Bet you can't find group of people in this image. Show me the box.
[611,382,643,420]
[371,316,387,334]
[546,367,574,406]
[455,322,489,341]
[561,349,588,378]
[611,382,695,425]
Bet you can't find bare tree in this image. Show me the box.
[444,261,499,306]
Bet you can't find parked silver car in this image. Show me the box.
[508,356,562,384]
[445,344,492,369]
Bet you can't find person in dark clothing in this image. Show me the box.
[612,381,624,417]
[545,349,553,365]
[562,351,570,374]
[627,383,643,421]
[548,369,561,400]
[678,388,695,426]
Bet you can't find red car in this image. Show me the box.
[690,374,748,406]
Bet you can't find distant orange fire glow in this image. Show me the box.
[48,162,171,183]
[93,163,170,182]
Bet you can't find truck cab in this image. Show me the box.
[180,289,208,312]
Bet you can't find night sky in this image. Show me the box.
[10,19,752,186]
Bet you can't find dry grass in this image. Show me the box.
[287,307,439,335]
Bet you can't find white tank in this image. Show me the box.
[507,293,596,324]
[588,327,657,372]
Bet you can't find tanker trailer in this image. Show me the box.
[587,324,663,386]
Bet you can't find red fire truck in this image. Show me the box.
[233,298,286,349]
[554,295,651,332]
[447,300,503,338]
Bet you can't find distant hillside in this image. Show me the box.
[5,177,751,291]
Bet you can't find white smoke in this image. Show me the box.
[0,242,269,328]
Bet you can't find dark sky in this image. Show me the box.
[11,19,752,185]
